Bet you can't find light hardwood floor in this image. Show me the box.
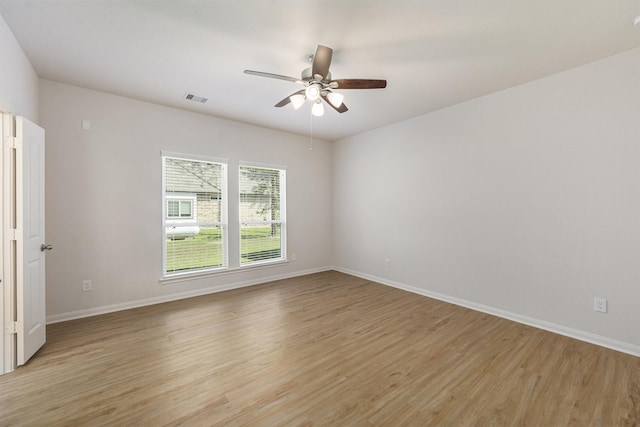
[0,271,638,426]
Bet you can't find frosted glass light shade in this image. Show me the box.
[312,100,324,117]
[290,94,305,109]
[326,92,344,108]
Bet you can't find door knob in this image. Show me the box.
[40,244,53,252]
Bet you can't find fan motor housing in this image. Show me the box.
[301,67,331,83]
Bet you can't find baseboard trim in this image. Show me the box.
[46,266,333,324]
[332,266,640,358]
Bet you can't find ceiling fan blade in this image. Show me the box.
[274,90,305,107]
[244,70,303,84]
[321,93,348,113]
[331,79,387,89]
[311,45,333,81]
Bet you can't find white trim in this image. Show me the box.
[1,112,16,375]
[239,160,287,171]
[240,220,283,225]
[46,266,332,324]
[160,258,289,284]
[0,113,6,375]
[161,150,228,165]
[238,257,287,270]
[332,266,640,358]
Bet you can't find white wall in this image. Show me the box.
[40,80,333,320]
[0,14,38,122]
[333,48,640,354]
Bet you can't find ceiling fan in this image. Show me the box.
[244,44,387,116]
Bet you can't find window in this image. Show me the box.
[166,199,193,219]
[239,164,286,266]
[162,153,228,276]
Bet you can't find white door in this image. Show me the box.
[15,116,46,365]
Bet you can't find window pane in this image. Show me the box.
[179,200,192,217]
[163,155,228,276]
[165,158,223,197]
[165,225,224,273]
[167,200,179,218]
[239,167,281,221]
[239,165,285,266]
[241,224,282,263]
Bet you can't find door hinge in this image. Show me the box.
[4,136,21,149]
[7,229,18,241]
[6,321,20,335]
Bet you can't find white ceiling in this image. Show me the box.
[2,0,640,141]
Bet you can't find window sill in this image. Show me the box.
[160,259,289,285]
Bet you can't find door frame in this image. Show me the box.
[0,113,5,374]
[1,112,19,374]
[1,112,17,374]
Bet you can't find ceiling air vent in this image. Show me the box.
[184,93,208,104]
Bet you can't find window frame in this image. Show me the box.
[238,162,287,267]
[161,152,229,278]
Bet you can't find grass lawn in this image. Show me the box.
[165,226,282,273]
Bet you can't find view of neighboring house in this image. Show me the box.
[164,157,223,238]
[163,157,284,274]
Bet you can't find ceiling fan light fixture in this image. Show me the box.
[327,91,344,108]
[312,99,324,117]
[305,84,321,101]
[290,94,305,109]
[245,44,386,116]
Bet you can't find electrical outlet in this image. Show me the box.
[291,253,297,261]
[82,280,92,292]
[385,258,391,267]
[593,298,607,313]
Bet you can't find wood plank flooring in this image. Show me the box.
[0,271,638,426]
